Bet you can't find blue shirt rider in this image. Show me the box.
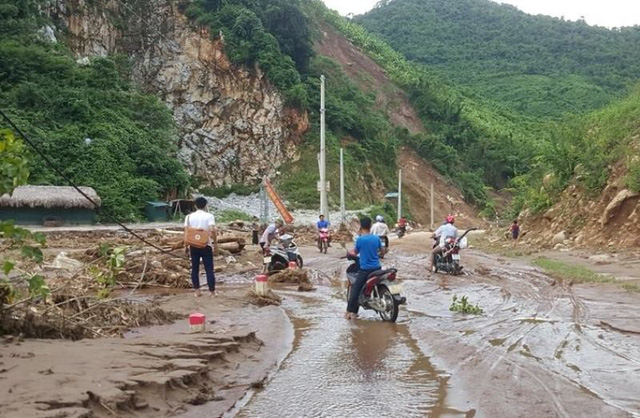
[346,216,382,320]
[316,214,331,247]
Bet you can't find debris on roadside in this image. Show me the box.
[1,296,181,340]
[269,269,316,292]
[246,288,282,306]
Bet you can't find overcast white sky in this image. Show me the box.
[321,0,640,28]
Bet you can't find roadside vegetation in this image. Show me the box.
[216,209,253,223]
[532,258,613,284]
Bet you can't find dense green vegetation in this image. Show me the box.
[0,0,189,220]
[184,0,313,107]
[357,0,640,120]
[511,88,640,214]
[279,55,400,208]
[306,0,535,206]
[186,0,403,209]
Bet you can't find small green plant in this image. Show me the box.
[449,295,484,315]
[622,283,640,293]
[1,221,50,306]
[89,246,126,299]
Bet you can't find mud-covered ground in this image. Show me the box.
[0,288,292,417]
[238,232,640,417]
[2,229,639,417]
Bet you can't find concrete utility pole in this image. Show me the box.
[260,176,269,224]
[397,169,402,221]
[430,183,435,230]
[319,75,328,220]
[340,148,345,224]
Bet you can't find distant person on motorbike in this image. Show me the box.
[346,216,382,320]
[398,216,408,237]
[429,214,458,273]
[371,215,390,249]
[259,218,284,253]
[316,214,331,247]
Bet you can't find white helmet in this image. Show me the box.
[375,215,384,222]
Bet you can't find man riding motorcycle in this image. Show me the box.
[345,216,382,320]
[371,215,390,249]
[316,214,331,247]
[429,214,458,272]
[397,216,407,237]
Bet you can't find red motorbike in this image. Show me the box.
[317,228,330,253]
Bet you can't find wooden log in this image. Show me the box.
[218,242,244,254]
[217,235,245,245]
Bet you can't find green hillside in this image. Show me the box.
[356,0,640,119]
[512,87,640,215]
[0,0,189,220]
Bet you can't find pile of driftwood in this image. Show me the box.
[155,229,248,256]
[0,293,180,340]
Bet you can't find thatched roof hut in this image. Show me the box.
[0,186,101,209]
[0,186,101,226]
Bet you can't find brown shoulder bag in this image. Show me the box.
[185,215,211,249]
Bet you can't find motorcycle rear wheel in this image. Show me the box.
[377,285,400,322]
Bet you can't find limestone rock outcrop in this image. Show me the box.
[48,0,308,186]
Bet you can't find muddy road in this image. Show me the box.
[234,233,640,417]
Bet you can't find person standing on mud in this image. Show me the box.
[346,216,382,320]
[184,197,218,297]
[509,220,520,247]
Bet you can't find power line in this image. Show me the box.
[0,108,187,259]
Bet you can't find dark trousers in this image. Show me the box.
[190,246,215,291]
[347,268,378,314]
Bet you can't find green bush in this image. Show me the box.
[625,159,640,193]
[200,183,260,198]
[215,209,253,224]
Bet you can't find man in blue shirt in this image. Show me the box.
[316,214,331,247]
[346,216,382,319]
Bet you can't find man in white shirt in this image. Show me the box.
[259,219,284,252]
[430,214,458,273]
[184,197,218,296]
[371,215,390,249]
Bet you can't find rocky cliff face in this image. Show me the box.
[47,0,308,186]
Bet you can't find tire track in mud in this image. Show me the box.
[395,242,638,417]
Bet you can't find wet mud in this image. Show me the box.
[234,234,640,417]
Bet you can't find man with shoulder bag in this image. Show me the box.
[184,197,218,297]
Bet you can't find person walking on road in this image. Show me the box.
[184,197,218,297]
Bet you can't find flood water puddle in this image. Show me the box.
[235,285,449,417]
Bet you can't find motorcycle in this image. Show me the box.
[263,234,303,273]
[345,252,406,322]
[378,235,389,259]
[397,225,407,239]
[432,228,477,275]
[317,228,330,253]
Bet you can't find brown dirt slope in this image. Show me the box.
[398,147,483,229]
[522,163,640,249]
[315,25,481,226]
[315,24,424,134]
